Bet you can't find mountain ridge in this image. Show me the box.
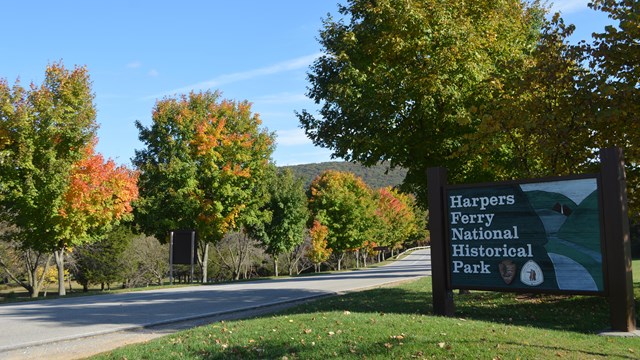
[280,161,407,190]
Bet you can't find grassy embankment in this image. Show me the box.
[92,261,640,359]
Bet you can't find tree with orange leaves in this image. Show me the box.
[55,142,139,295]
[374,187,420,256]
[307,219,331,272]
[133,91,274,282]
[0,62,137,297]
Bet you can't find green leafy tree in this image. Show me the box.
[308,170,376,270]
[588,0,640,215]
[467,15,594,180]
[0,63,97,297]
[249,168,309,276]
[72,224,135,292]
[133,91,275,282]
[297,0,545,205]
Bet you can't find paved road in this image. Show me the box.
[0,249,430,356]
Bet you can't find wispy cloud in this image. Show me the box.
[146,53,322,100]
[148,69,159,77]
[253,92,310,105]
[549,0,589,14]
[276,128,312,146]
[126,61,142,69]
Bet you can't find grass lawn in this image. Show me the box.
[91,262,640,359]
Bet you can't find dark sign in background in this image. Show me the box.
[446,177,604,293]
[171,230,197,265]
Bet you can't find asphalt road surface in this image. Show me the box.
[0,248,430,359]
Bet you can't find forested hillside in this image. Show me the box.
[281,162,407,190]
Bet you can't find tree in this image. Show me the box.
[465,14,594,180]
[297,0,545,205]
[72,224,135,292]
[213,230,265,281]
[120,235,169,288]
[307,219,332,272]
[54,142,138,295]
[0,63,97,297]
[374,187,420,254]
[588,0,640,215]
[249,168,309,276]
[308,170,376,270]
[134,91,275,282]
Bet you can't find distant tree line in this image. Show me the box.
[282,161,407,190]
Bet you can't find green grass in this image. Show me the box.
[92,263,640,360]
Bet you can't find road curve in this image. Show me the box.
[0,249,431,355]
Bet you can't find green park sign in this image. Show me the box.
[446,176,604,293]
[427,148,636,332]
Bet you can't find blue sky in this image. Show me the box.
[1,1,614,167]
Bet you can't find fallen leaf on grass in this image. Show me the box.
[438,342,446,348]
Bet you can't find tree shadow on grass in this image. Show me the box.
[454,291,612,332]
[256,278,640,334]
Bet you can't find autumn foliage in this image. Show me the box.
[375,187,419,251]
[60,141,139,241]
[307,219,332,271]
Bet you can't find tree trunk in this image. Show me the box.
[356,250,360,268]
[274,257,279,277]
[54,249,66,296]
[337,252,345,271]
[200,242,210,283]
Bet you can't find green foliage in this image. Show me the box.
[251,168,309,259]
[72,224,135,291]
[133,91,275,244]
[134,91,274,282]
[0,62,97,297]
[298,0,544,205]
[467,14,594,182]
[309,171,377,255]
[282,161,406,190]
[588,0,640,215]
[0,62,97,253]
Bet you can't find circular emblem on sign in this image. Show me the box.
[520,260,543,286]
